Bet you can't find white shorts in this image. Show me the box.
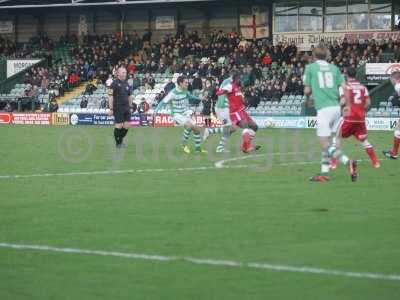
[215,107,231,126]
[173,113,194,126]
[316,106,342,137]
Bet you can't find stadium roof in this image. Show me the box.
[0,0,218,9]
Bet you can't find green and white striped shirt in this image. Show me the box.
[156,87,201,115]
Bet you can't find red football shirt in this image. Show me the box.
[343,79,369,122]
[227,82,245,114]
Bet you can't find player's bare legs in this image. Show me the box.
[216,124,238,153]
[383,123,400,160]
[330,136,338,169]
[327,135,358,182]
[181,123,193,153]
[384,72,400,159]
[333,126,380,169]
[311,136,331,182]
[204,123,238,153]
[310,134,357,182]
[182,121,206,154]
[359,138,380,168]
[238,119,258,153]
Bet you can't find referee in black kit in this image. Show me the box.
[108,67,132,148]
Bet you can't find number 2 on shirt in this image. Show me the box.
[353,89,362,104]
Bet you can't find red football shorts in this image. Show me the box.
[230,110,253,125]
[338,119,368,141]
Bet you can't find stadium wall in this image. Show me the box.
[124,8,149,37]
[16,14,38,42]
[69,11,96,36]
[0,1,261,43]
[150,7,178,41]
[0,1,397,44]
[43,11,67,41]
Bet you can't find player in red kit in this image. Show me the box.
[383,71,400,160]
[332,67,380,168]
[216,71,259,153]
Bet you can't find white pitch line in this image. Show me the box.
[214,152,371,169]
[0,166,216,180]
[0,152,369,180]
[0,242,399,282]
[215,151,311,168]
[0,161,316,180]
[0,151,312,180]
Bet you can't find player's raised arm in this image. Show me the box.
[187,92,202,105]
[155,90,173,112]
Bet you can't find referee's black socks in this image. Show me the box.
[121,128,128,139]
[114,128,123,145]
[114,128,129,146]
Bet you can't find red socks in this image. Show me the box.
[391,136,400,156]
[241,129,255,152]
[365,147,379,165]
[241,132,251,152]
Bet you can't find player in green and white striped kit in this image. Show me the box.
[155,76,207,154]
[202,77,238,152]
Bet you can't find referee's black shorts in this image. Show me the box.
[114,109,131,124]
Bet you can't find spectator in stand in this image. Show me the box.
[3,102,13,112]
[285,76,298,95]
[202,79,214,127]
[127,60,136,74]
[127,74,134,89]
[142,73,155,89]
[394,44,400,62]
[245,86,260,108]
[80,96,88,108]
[49,98,59,112]
[106,74,113,88]
[262,52,272,66]
[0,36,16,57]
[192,73,203,94]
[271,46,283,64]
[142,29,152,44]
[100,97,108,109]
[131,101,138,114]
[138,98,150,114]
[252,63,263,80]
[131,74,141,90]
[270,82,283,102]
[164,78,175,94]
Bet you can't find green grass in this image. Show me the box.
[0,126,399,300]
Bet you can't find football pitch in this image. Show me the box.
[0,125,399,300]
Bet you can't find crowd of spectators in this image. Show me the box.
[23,64,81,99]
[0,35,16,58]
[325,37,400,70]
[0,34,54,59]
[2,28,400,113]
[53,30,400,113]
